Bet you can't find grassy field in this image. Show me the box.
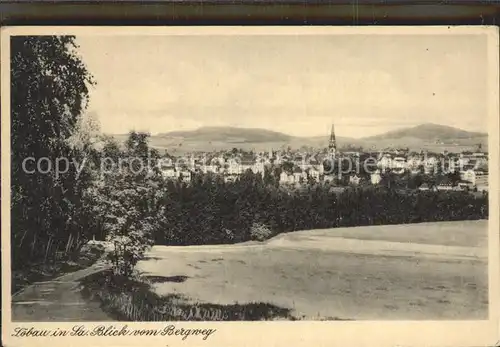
[136,220,488,320]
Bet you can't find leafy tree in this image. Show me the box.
[263,165,276,186]
[447,171,461,185]
[96,132,165,276]
[282,161,294,175]
[407,173,423,189]
[11,36,95,268]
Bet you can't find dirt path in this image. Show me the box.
[12,260,112,322]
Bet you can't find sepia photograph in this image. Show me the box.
[1,26,499,347]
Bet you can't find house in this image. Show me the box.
[391,167,406,175]
[323,174,336,183]
[179,170,192,183]
[457,180,474,191]
[201,164,218,174]
[392,157,407,169]
[176,155,195,170]
[206,155,224,168]
[279,171,289,184]
[474,157,488,170]
[343,151,360,158]
[407,156,423,169]
[308,157,320,167]
[316,162,325,174]
[349,174,361,186]
[251,162,265,174]
[436,177,454,191]
[240,154,256,171]
[393,148,409,156]
[418,183,429,191]
[307,167,321,182]
[377,155,393,170]
[292,167,307,184]
[280,171,295,185]
[472,151,487,158]
[161,166,179,179]
[447,157,460,172]
[224,174,238,183]
[460,169,478,184]
[273,154,283,165]
[293,155,312,170]
[436,182,454,191]
[475,170,489,192]
[370,170,382,185]
[423,156,439,174]
[418,183,437,191]
[457,157,471,169]
[226,158,243,175]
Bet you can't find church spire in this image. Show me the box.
[329,123,337,157]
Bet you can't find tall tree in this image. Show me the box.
[11,36,95,268]
[96,132,165,276]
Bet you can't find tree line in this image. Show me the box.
[11,36,97,271]
[150,171,488,246]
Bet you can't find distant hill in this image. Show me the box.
[358,123,488,151]
[157,126,293,143]
[151,126,361,152]
[364,123,487,141]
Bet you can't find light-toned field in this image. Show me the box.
[137,220,488,320]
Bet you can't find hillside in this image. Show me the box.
[158,126,293,143]
[112,126,357,153]
[365,123,487,141]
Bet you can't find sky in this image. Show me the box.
[76,33,489,138]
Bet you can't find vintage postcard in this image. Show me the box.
[1,26,499,347]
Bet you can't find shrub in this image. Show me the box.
[250,222,273,242]
[223,229,235,242]
[107,232,154,278]
[80,242,106,259]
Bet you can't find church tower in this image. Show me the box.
[328,123,337,157]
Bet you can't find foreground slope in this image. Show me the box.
[137,220,488,320]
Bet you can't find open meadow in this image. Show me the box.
[136,220,488,320]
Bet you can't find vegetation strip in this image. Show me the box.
[81,270,300,321]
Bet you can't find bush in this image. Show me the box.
[250,223,273,242]
[80,242,106,258]
[107,233,153,278]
